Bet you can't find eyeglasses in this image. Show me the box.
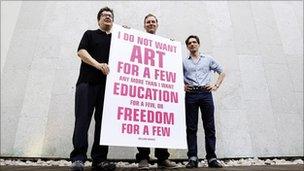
[101,13,113,19]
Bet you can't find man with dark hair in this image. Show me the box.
[183,35,225,168]
[70,7,116,171]
[135,13,178,170]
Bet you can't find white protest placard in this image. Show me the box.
[100,23,186,149]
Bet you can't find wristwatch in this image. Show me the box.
[215,84,219,88]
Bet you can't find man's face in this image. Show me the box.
[144,16,158,34]
[98,11,113,28]
[187,38,200,53]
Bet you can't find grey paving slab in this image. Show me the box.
[0,165,304,171]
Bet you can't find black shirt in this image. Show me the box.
[76,29,112,85]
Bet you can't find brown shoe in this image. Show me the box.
[138,159,149,170]
[157,159,178,169]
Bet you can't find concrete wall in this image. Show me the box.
[1,1,303,159]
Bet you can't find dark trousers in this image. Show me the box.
[136,147,170,162]
[70,83,108,163]
[185,91,217,160]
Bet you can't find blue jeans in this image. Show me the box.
[185,91,217,160]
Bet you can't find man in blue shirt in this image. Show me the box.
[183,35,225,168]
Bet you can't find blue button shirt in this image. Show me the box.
[183,53,223,86]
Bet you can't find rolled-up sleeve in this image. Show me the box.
[209,57,223,74]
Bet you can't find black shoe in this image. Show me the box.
[208,159,223,168]
[157,159,178,169]
[92,161,116,171]
[70,160,84,171]
[186,160,198,168]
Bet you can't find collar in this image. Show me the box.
[97,28,111,35]
[188,52,204,59]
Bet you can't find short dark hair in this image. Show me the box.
[185,35,200,45]
[97,7,114,21]
[144,13,158,23]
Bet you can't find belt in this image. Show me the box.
[187,85,208,92]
